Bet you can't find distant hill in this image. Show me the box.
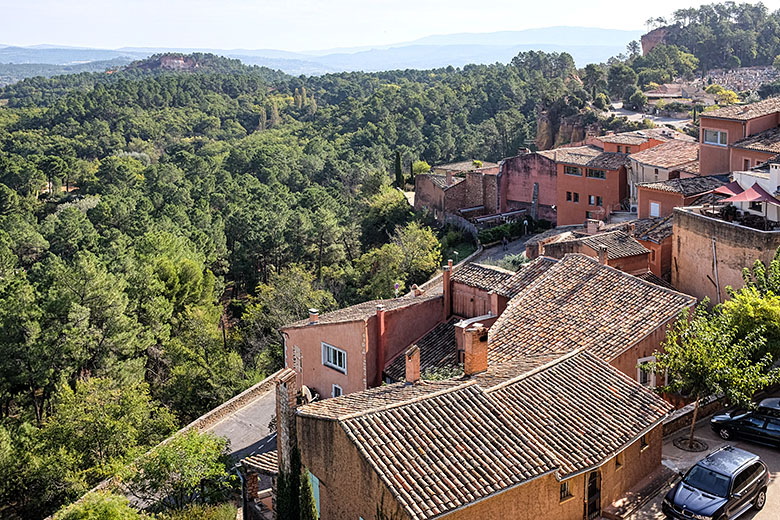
[0,57,132,87]
[0,25,642,83]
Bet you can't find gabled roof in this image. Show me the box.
[434,160,499,172]
[338,383,557,520]
[492,257,558,298]
[543,145,629,170]
[297,349,671,520]
[578,230,650,259]
[384,318,460,382]
[282,292,441,330]
[629,140,699,169]
[637,175,725,197]
[733,126,780,154]
[489,254,695,364]
[599,128,695,146]
[488,350,672,477]
[451,262,514,291]
[701,97,780,121]
[633,215,674,244]
[421,173,465,190]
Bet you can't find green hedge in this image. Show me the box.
[478,218,550,244]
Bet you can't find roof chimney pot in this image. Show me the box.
[598,245,609,265]
[405,345,421,384]
[464,324,488,376]
[308,308,319,324]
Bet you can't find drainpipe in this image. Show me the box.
[234,465,247,520]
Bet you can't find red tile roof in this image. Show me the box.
[701,97,780,121]
[629,140,699,169]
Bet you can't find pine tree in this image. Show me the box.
[394,151,403,188]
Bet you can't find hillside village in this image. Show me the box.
[7,3,780,520]
[234,93,780,519]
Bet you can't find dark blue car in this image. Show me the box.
[662,446,768,520]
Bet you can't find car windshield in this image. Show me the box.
[683,466,730,497]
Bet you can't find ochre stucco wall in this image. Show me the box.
[380,295,445,373]
[699,118,744,174]
[637,188,684,219]
[730,148,775,172]
[673,208,780,304]
[556,164,626,226]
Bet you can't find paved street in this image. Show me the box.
[606,102,691,129]
[628,421,780,520]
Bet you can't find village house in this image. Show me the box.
[414,160,499,221]
[489,254,695,382]
[698,97,780,174]
[553,146,629,225]
[627,140,700,205]
[280,260,523,398]
[498,151,558,223]
[632,216,674,281]
[673,157,780,303]
[636,176,726,219]
[538,230,651,275]
[294,346,672,520]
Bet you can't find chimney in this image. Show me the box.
[464,324,488,376]
[308,308,319,324]
[446,170,453,186]
[585,219,600,235]
[275,369,298,475]
[375,304,387,386]
[411,284,425,297]
[598,244,609,265]
[405,345,421,384]
[442,259,453,320]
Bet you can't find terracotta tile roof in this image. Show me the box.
[451,263,514,291]
[633,216,673,244]
[297,380,465,420]
[299,349,671,519]
[488,254,695,364]
[488,350,672,477]
[525,226,584,247]
[673,159,699,175]
[434,160,499,172]
[421,173,465,190]
[384,318,460,382]
[492,257,558,298]
[630,140,699,169]
[598,128,695,146]
[637,176,725,197]
[635,271,675,290]
[339,383,557,520]
[549,145,629,170]
[242,450,278,476]
[283,293,441,329]
[578,230,650,259]
[733,126,780,154]
[701,97,780,121]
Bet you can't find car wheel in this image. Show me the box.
[718,427,731,440]
[754,487,767,511]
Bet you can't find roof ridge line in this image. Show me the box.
[339,380,477,421]
[485,348,586,392]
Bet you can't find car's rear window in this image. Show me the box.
[684,466,730,497]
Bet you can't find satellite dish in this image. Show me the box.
[301,385,314,404]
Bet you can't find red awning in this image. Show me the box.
[713,181,745,197]
[722,182,780,205]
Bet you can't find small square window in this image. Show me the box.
[332,384,343,398]
[322,342,347,373]
[573,192,579,203]
[640,434,649,450]
[560,481,572,501]
[616,452,623,469]
[650,201,660,218]
[564,165,581,176]
[596,196,602,206]
[750,201,763,212]
[744,159,751,170]
[617,145,622,153]
[625,146,631,153]
[566,191,572,201]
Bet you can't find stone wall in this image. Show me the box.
[672,207,780,303]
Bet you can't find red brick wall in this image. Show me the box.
[500,153,557,222]
[557,164,626,226]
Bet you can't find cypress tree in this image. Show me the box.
[394,151,403,188]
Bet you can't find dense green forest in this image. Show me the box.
[0,49,594,518]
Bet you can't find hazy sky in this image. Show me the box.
[2,0,780,51]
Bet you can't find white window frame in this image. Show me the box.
[637,355,656,387]
[322,342,347,374]
[649,201,660,218]
[332,384,343,398]
[703,129,727,146]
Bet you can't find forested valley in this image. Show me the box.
[1,2,780,517]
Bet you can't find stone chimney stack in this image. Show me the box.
[598,245,609,265]
[446,170,453,186]
[275,369,298,475]
[585,219,600,235]
[442,259,453,320]
[464,324,488,376]
[376,304,387,386]
[405,345,421,384]
[308,308,319,324]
